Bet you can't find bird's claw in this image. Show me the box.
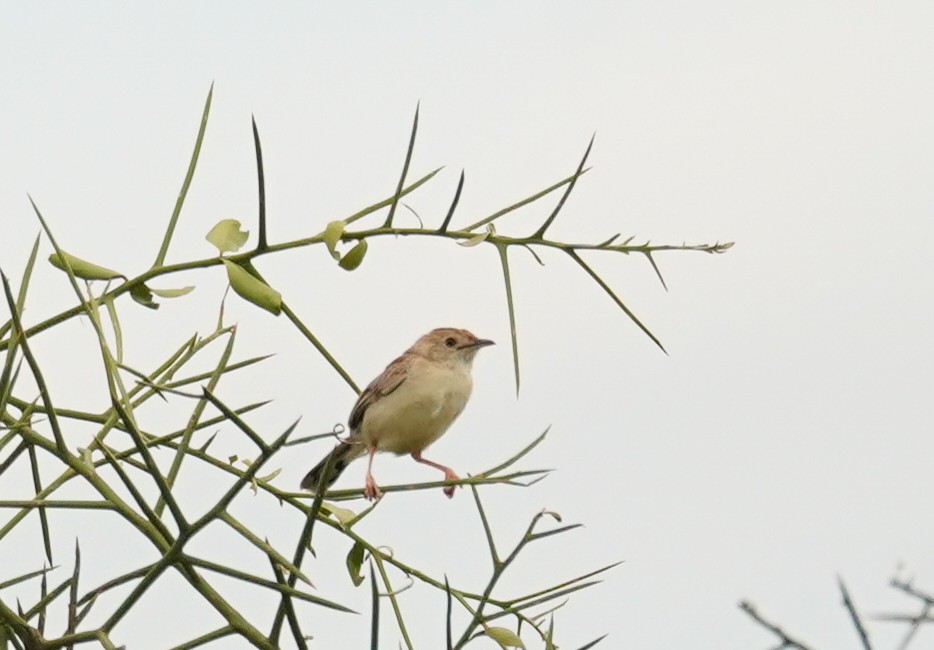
[364,475,382,501]
[443,470,460,499]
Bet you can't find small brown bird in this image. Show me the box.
[300,328,494,500]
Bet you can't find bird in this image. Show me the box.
[300,327,494,500]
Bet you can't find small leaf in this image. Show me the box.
[321,502,357,528]
[130,283,193,309]
[49,252,124,281]
[322,220,346,260]
[228,455,238,464]
[150,286,194,298]
[206,219,249,254]
[78,447,93,469]
[221,260,282,316]
[346,541,365,587]
[458,230,490,247]
[338,240,368,271]
[459,224,495,247]
[256,468,281,483]
[484,627,525,648]
[129,284,159,310]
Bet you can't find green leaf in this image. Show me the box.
[346,541,365,587]
[256,468,281,483]
[48,252,124,281]
[321,502,357,528]
[129,283,159,310]
[78,447,93,469]
[221,260,282,316]
[128,283,192,309]
[484,627,525,648]
[206,219,249,254]
[150,286,195,298]
[322,220,345,260]
[458,229,491,247]
[338,240,368,271]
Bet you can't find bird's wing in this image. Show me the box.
[348,354,410,431]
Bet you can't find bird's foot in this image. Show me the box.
[364,474,382,501]
[442,469,461,498]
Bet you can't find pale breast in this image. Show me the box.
[360,359,473,454]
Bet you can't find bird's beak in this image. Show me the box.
[464,338,495,349]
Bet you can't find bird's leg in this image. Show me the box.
[364,446,382,501]
[411,451,460,498]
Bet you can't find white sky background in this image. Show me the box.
[1,2,933,649]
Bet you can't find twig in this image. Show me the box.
[738,601,818,650]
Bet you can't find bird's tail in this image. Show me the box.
[300,441,363,491]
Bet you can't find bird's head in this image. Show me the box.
[410,328,495,366]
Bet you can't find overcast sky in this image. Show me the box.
[2,3,933,649]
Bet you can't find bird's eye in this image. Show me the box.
[444,337,457,348]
